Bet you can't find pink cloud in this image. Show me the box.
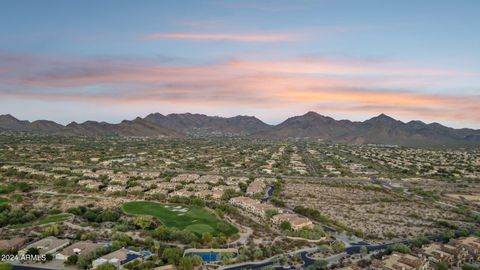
[1,53,480,127]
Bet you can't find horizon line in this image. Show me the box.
[1,111,477,130]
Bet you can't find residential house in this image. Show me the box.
[0,237,26,251]
[271,213,314,231]
[92,248,152,270]
[56,241,101,260]
[246,178,266,195]
[371,252,429,270]
[19,237,69,255]
[226,176,248,186]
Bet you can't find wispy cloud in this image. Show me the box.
[1,52,479,127]
[141,32,298,42]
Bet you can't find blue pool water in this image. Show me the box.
[189,252,220,262]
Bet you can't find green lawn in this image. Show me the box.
[122,201,238,236]
[0,197,8,205]
[9,213,73,229]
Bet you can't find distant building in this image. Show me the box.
[171,174,199,183]
[169,189,194,197]
[229,196,280,218]
[419,242,469,267]
[185,183,209,191]
[195,190,224,200]
[195,175,223,184]
[226,176,248,186]
[450,236,480,262]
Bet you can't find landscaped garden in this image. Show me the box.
[122,201,238,236]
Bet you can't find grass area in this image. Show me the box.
[9,213,73,229]
[0,197,8,205]
[122,201,238,236]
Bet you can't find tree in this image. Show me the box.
[387,243,411,254]
[156,226,173,241]
[202,232,213,244]
[43,224,60,237]
[162,247,182,265]
[45,254,53,261]
[25,247,39,256]
[191,256,202,266]
[441,230,456,241]
[314,260,328,269]
[221,252,234,265]
[76,257,90,270]
[178,257,194,270]
[360,246,368,255]
[265,209,279,219]
[134,216,154,230]
[462,265,480,270]
[280,221,292,231]
[65,255,78,265]
[435,261,449,270]
[253,248,264,259]
[96,264,116,270]
[222,189,239,200]
[411,236,430,247]
[124,260,140,270]
[217,222,231,234]
[331,241,346,253]
[153,241,162,256]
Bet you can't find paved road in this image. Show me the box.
[13,266,55,270]
[222,248,318,270]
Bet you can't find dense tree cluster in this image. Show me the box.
[67,206,121,223]
[0,204,43,227]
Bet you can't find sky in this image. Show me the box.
[1,0,479,128]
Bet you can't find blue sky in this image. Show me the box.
[1,0,479,127]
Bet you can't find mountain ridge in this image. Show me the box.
[1,112,479,147]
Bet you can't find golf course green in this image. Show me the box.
[122,201,238,236]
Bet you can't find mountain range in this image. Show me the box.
[1,112,479,147]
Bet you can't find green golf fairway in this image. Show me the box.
[122,201,238,236]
